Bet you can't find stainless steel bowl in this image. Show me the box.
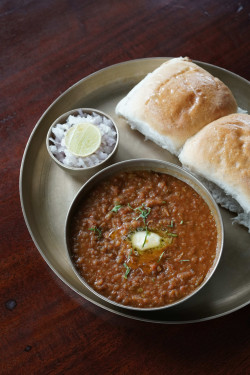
[46,108,119,176]
[65,159,224,311]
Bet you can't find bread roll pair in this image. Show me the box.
[116,57,250,231]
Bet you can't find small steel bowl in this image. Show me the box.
[46,108,119,176]
[65,159,224,311]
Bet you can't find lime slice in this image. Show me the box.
[65,122,101,157]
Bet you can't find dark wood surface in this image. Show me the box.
[1,0,249,374]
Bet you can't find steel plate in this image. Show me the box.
[20,58,250,323]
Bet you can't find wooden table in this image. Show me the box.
[1,0,249,373]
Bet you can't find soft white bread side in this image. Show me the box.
[179,113,250,230]
[116,57,237,155]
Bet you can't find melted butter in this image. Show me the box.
[126,229,175,274]
[129,230,173,252]
[131,231,161,251]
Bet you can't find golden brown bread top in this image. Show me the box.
[116,57,238,154]
[179,114,250,212]
[143,59,237,142]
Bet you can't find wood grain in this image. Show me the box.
[1,0,249,374]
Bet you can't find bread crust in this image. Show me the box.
[116,57,237,155]
[179,114,250,213]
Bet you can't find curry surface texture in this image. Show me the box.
[70,170,217,308]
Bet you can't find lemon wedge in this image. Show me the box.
[65,122,101,157]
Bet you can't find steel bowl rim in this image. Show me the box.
[64,158,224,312]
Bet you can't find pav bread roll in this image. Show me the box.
[179,113,250,231]
[116,57,237,155]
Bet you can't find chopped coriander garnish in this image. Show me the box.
[128,203,151,225]
[127,249,133,261]
[111,204,122,213]
[167,232,178,237]
[135,204,151,225]
[142,227,149,248]
[179,259,190,262]
[123,263,131,279]
[180,220,184,225]
[158,250,165,262]
[168,220,174,228]
[89,226,102,239]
